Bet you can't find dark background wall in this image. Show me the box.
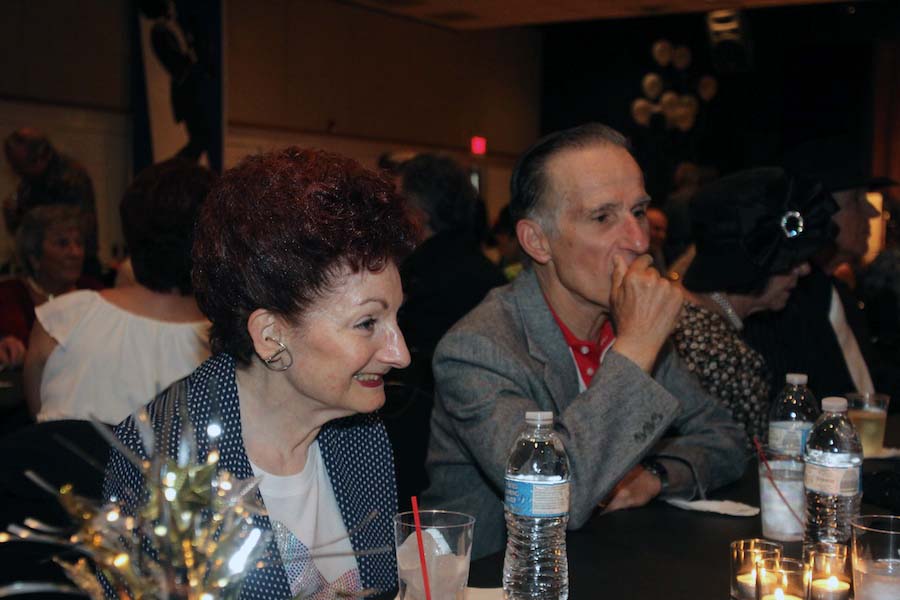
[540,1,900,202]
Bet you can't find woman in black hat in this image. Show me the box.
[673,168,837,443]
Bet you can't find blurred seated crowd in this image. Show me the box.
[0,121,898,596]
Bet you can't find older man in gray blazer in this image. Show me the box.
[422,123,746,559]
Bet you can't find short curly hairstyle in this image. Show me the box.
[192,147,418,364]
[121,159,216,294]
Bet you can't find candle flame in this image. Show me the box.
[827,575,839,589]
[774,588,785,600]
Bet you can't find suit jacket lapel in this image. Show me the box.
[512,270,580,412]
[186,355,292,600]
[318,416,398,596]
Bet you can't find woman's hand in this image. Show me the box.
[0,335,26,367]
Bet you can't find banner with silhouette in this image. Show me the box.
[134,0,223,173]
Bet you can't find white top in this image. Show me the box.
[251,441,360,598]
[36,290,210,425]
[827,286,875,394]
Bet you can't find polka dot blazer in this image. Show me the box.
[102,353,400,599]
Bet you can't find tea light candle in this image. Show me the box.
[735,571,756,599]
[810,576,851,600]
[736,569,777,599]
[761,589,802,600]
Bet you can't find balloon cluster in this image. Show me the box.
[631,38,718,133]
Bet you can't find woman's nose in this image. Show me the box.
[381,326,411,369]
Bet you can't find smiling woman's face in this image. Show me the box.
[279,262,411,417]
[32,223,85,289]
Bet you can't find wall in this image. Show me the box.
[227,124,514,222]
[226,0,542,158]
[0,0,130,111]
[540,1,900,201]
[0,1,541,262]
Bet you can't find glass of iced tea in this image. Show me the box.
[845,392,890,458]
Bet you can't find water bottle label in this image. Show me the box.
[504,476,570,517]
[804,463,861,496]
[768,421,813,455]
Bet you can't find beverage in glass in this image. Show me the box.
[846,393,889,458]
[395,510,474,600]
[758,446,805,541]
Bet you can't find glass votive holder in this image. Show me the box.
[807,548,852,600]
[802,541,848,564]
[755,557,808,600]
[731,539,783,599]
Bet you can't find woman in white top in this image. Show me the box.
[24,159,215,425]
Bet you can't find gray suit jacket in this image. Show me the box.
[422,269,747,558]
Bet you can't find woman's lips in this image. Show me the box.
[353,374,384,388]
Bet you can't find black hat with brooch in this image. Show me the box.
[683,167,838,294]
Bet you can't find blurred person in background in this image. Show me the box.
[647,206,669,273]
[396,154,506,394]
[744,141,900,406]
[675,168,838,442]
[490,204,525,280]
[3,128,101,278]
[24,159,214,424]
[860,198,900,365]
[103,148,416,599]
[0,205,101,367]
[389,154,506,509]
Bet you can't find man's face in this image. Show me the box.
[832,188,879,261]
[646,207,668,254]
[540,144,650,312]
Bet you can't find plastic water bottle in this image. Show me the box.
[768,373,819,457]
[503,411,570,600]
[803,396,863,544]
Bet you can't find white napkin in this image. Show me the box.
[665,498,760,517]
[466,588,504,600]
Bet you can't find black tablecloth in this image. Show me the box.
[469,414,900,598]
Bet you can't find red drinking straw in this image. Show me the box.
[410,496,433,600]
[752,435,804,527]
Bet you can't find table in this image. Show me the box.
[0,368,31,436]
[468,414,899,598]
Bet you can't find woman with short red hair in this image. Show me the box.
[102,147,417,600]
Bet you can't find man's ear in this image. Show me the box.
[246,308,286,360]
[517,218,552,265]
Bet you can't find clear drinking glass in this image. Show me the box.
[757,445,805,541]
[851,515,900,600]
[394,510,475,600]
[845,392,890,458]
